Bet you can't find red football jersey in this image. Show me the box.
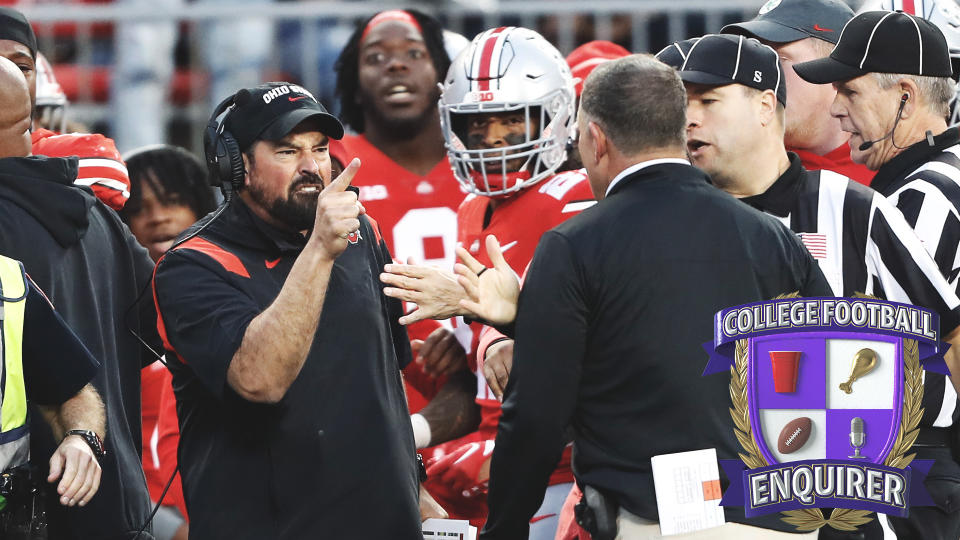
[341,135,472,408]
[341,134,466,267]
[31,128,130,211]
[141,363,186,515]
[461,168,594,464]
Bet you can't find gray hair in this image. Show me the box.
[873,72,955,118]
[580,54,687,154]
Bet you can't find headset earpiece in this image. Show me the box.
[902,93,910,103]
[204,93,246,196]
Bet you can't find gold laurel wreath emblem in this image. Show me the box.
[728,294,924,532]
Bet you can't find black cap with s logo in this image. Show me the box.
[677,34,787,105]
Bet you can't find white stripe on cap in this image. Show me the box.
[861,11,899,69]
[679,36,705,71]
[671,42,689,62]
[732,35,744,80]
[905,13,924,74]
[759,41,782,101]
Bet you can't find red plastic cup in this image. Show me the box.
[769,351,802,393]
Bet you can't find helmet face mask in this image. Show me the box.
[440,27,575,197]
[34,53,68,133]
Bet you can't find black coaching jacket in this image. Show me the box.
[481,161,832,538]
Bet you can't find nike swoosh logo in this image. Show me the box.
[530,513,557,524]
[500,240,518,252]
[265,257,281,269]
[813,24,834,32]
[288,96,309,102]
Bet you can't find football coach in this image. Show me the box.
[480,54,831,539]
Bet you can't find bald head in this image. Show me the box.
[0,56,30,158]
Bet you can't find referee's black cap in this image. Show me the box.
[678,34,787,105]
[223,82,344,151]
[655,38,699,70]
[794,11,954,84]
[721,0,854,46]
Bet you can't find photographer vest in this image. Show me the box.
[0,255,30,481]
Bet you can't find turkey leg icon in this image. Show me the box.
[769,351,802,393]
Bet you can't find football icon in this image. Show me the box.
[777,416,812,454]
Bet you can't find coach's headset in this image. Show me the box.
[203,90,249,198]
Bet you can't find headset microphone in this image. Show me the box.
[858,94,909,151]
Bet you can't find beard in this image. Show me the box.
[246,171,324,232]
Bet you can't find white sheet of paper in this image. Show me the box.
[651,448,726,536]
[422,518,477,540]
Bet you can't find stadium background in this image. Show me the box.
[4,0,866,153]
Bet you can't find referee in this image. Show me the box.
[792,12,960,537]
[681,33,960,352]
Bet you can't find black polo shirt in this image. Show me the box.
[153,199,419,539]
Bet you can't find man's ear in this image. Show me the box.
[897,78,920,119]
[588,121,607,164]
[241,152,252,187]
[758,90,778,127]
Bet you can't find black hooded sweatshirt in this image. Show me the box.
[0,156,159,540]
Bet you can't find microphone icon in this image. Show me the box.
[849,417,867,459]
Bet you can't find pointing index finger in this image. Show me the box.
[323,158,360,194]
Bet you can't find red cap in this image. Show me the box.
[566,41,631,96]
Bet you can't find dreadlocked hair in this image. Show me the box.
[334,9,451,134]
[120,145,218,224]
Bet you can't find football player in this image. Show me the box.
[335,9,479,450]
[421,26,596,537]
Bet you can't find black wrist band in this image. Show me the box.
[64,429,106,462]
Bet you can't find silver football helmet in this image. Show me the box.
[34,52,68,133]
[859,0,960,125]
[440,27,576,197]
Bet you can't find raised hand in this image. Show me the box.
[311,158,364,260]
[454,235,521,326]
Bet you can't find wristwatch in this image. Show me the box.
[64,430,106,462]
[417,453,427,483]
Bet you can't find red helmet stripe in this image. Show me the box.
[477,27,508,91]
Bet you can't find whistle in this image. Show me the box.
[839,348,877,394]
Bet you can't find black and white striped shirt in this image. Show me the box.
[743,153,960,428]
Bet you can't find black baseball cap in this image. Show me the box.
[223,82,344,151]
[678,34,787,105]
[655,38,700,70]
[721,0,854,45]
[794,11,953,84]
[0,7,37,60]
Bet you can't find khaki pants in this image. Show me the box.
[616,508,819,539]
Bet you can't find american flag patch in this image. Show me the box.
[798,233,827,259]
